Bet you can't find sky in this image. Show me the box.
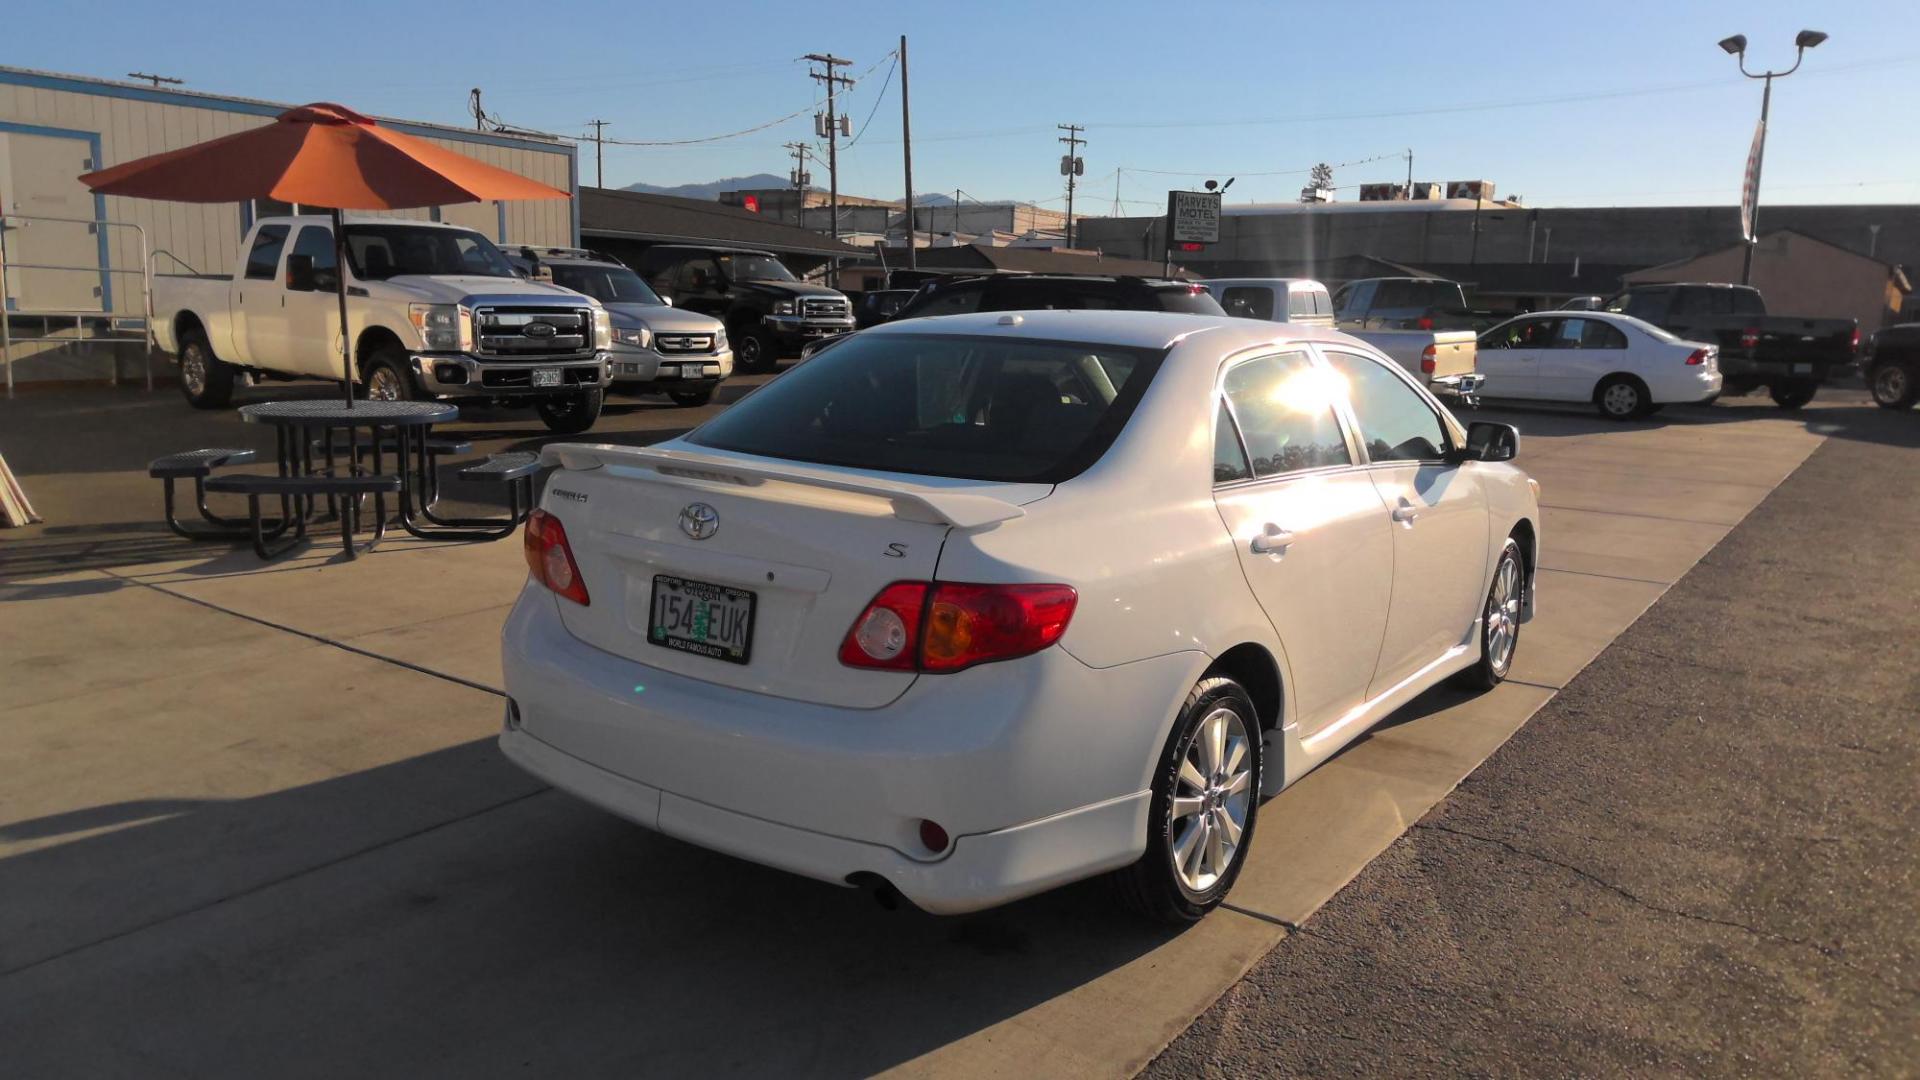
[10,0,1920,213]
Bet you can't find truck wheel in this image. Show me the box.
[177,331,236,410]
[1769,381,1817,410]
[731,320,776,373]
[1594,375,1653,421]
[362,348,416,402]
[668,386,717,408]
[1870,362,1918,410]
[537,388,604,434]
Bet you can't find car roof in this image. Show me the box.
[927,274,1193,288]
[1201,277,1329,290]
[645,244,777,257]
[863,308,1366,352]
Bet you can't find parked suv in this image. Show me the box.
[891,274,1226,321]
[512,247,732,408]
[634,245,853,372]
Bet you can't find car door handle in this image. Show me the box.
[1250,525,1295,555]
[1392,501,1420,525]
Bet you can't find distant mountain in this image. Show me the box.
[618,173,790,200]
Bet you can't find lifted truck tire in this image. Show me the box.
[177,331,237,410]
[1769,380,1817,410]
[731,320,777,374]
[537,388,604,434]
[1870,361,1918,410]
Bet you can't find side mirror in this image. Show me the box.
[1452,421,1519,463]
[285,254,315,292]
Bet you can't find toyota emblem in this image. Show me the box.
[678,502,719,540]
[524,321,558,339]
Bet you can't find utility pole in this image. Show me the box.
[586,119,609,189]
[805,53,854,251]
[899,35,916,270]
[1404,148,1413,198]
[1057,124,1085,249]
[127,72,183,89]
[469,88,486,131]
[784,141,814,226]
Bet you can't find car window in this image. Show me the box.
[908,282,985,317]
[551,264,662,305]
[1220,286,1274,321]
[1312,290,1332,315]
[1285,288,1316,318]
[685,333,1162,483]
[1213,401,1253,483]
[244,224,290,281]
[681,257,722,292]
[1153,286,1226,315]
[1484,317,1557,349]
[1556,318,1627,349]
[1323,349,1450,463]
[1672,289,1719,318]
[1221,351,1353,478]
[286,226,337,289]
[1728,288,1765,316]
[1609,288,1671,323]
[1050,282,1127,311]
[1342,280,1378,316]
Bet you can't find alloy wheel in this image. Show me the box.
[1875,364,1909,406]
[1169,706,1254,893]
[1487,554,1522,675]
[181,347,207,398]
[367,367,403,401]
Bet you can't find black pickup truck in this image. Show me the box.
[1865,323,1920,411]
[1603,283,1858,409]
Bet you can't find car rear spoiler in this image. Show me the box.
[540,443,1028,530]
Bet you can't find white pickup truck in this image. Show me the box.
[1202,275,1482,402]
[153,216,615,432]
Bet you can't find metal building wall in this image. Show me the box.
[0,67,578,318]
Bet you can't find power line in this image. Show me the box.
[842,50,898,148]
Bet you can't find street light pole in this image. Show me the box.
[1719,30,1826,285]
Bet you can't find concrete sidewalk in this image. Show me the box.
[0,389,1840,1076]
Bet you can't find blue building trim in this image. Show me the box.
[0,119,112,311]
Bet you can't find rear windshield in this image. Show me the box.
[551,263,662,305]
[1373,280,1461,310]
[1155,286,1227,315]
[686,333,1164,483]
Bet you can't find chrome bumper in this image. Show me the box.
[609,347,734,383]
[412,353,611,396]
[763,314,855,336]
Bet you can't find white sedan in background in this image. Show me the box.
[1476,310,1721,420]
[501,312,1540,922]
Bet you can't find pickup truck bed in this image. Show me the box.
[1605,283,1856,408]
[1348,329,1482,402]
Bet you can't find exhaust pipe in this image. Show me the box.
[845,872,904,912]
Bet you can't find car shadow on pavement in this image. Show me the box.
[0,737,1187,1076]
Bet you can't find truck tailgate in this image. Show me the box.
[1425,332,1476,380]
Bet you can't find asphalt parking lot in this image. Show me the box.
[1,376,1912,1076]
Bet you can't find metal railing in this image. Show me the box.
[0,214,155,398]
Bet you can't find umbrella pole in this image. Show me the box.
[331,207,353,407]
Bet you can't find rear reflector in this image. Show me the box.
[1420,344,1438,374]
[524,509,590,606]
[840,581,1077,673]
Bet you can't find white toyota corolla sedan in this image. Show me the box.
[1476,309,1722,420]
[500,310,1540,922]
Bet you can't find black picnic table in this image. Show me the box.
[239,399,458,540]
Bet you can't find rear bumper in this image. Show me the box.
[1719,356,1835,383]
[498,589,1192,913]
[1428,372,1485,405]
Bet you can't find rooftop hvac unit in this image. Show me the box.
[1359,183,1407,202]
[1410,183,1444,200]
[1446,180,1496,201]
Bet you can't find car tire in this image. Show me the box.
[1455,537,1524,692]
[668,386,717,408]
[732,320,777,373]
[1594,375,1653,421]
[362,347,415,402]
[1114,676,1263,924]
[177,330,236,410]
[537,387,604,434]
[1869,362,1917,410]
[1769,380,1817,410]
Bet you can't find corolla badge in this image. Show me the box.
[523,321,559,339]
[678,502,719,540]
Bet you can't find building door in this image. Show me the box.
[0,130,105,313]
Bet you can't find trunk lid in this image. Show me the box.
[536,442,1048,709]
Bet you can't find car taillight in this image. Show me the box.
[839,581,1077,673]
[524,509,589,606]
[1416,316,1434,331]
[1420,344,1438,374]
[1685,348,1710,365]
[1740,327,1759,349]
[1851,327,1861,352]
[1188,283,1207,295]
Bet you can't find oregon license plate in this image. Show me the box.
[532,367,563,388]
[648,575,755,664]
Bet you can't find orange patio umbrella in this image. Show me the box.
[80,102,570,405]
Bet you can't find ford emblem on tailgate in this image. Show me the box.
[678,502,719,540]
[524,321,558,339]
